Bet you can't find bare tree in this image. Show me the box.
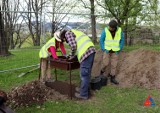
[0,0,26,50]
[80,0,97,44]
[26,0,75,45]
[23,0,46,46]
[0,5,10,56]
[49,0,77,37]
[14,20,32,48]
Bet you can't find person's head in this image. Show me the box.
[60,29,67,42]
[108,19,118,32]
[54,29,67,43]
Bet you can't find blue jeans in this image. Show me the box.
[80,52,95,98]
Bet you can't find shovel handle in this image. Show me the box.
[39,58,42,81]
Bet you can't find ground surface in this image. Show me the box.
[7,48,160,109]
[92,49,160,89]
[7,80,68,108]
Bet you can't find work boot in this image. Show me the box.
[100,70,104,75]
[110,75,119,85]
[75,87,80,92]
[75,87,91,95]
[75,93,88,100]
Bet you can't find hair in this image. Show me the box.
[109,19,118,28]
[60,29,67,42]
[60,29,67,38]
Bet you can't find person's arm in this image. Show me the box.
[120,32,125,51]
[49,46,58,59]
[60,43,66,55]
[115,32,125,55]
[100,29,109,53]
[65,31,77,56]
[100,29,105,51]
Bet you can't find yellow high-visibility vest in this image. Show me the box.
[39,38,62,58]
[104,27,121,51]
[71,29,94,61]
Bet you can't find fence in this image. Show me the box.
[0,11,160,73]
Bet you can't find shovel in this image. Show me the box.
[18,67,39,77]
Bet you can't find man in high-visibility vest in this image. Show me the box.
[59,29,96,100]
[100,19,125,85]
[39,31,66,82]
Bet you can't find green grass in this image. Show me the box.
[16,86,160,113]
[0,45,160,113]
[0,49,39,70]
[0,49,39,90]
[123,44,160,52]
[95,44,160,52]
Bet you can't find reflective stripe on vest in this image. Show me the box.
[39,38,62,58]
[39,38,55,58]
[71,29,94,61]
[104,27,121,51]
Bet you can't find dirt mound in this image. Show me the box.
[7,80,67,108]
[91,49,103,77]
[117,49,160,89]
[92,49,160,89]
[45,81,76,98]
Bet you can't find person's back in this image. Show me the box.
[39,31,67,82]
[59,29,96,99]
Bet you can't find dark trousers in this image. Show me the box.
[80,53,95,97]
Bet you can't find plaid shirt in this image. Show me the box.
[65,31,96,63]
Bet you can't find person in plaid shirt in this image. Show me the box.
[58,29,96,100]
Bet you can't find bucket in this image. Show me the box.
[95,75,108,86]
[99,75,108,86]
[90,77,101,90]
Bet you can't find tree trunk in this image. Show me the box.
[51,1,56,38]
[51,21,56,37]
[128,36,133,45]
[10,33,15,49]
[90,0,97,44]
[124,18,128,45]
[35,0,40,46]
[0,7,10,56]
[35,14,40,46]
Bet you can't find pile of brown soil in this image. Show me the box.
[92,49,160,89]
[91,49,104,77]
[117,49,160,89]
[45,81,76,98]
[7,80,68,108]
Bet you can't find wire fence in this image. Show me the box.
[0,11,160,73]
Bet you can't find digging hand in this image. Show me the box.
[67,55,77,61]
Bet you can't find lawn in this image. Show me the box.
[0,45,160,113]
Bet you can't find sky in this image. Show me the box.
[2,0,160,25]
